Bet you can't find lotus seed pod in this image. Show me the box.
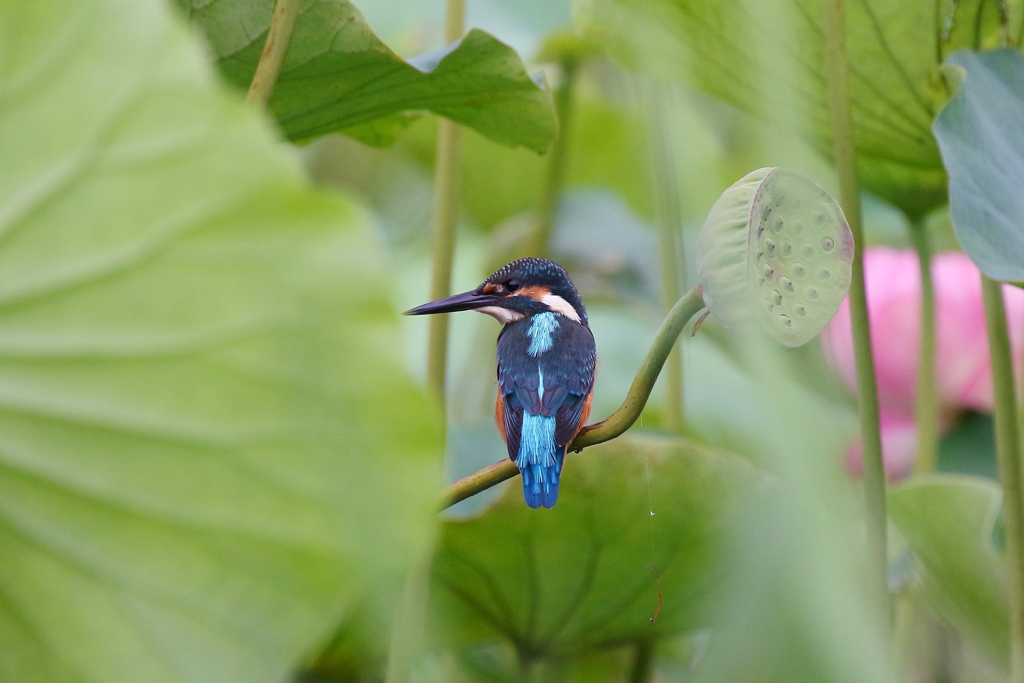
[696,167,854,347]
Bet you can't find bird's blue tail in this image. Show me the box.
[516,413,562,508]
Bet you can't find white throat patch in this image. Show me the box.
[476,306,525,324]
[541,294,581,323]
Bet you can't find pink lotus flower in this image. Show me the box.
[843,409,918,480]
[821,247,1024,477]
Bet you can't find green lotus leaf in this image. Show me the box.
[934,49,1024,282]
[889,476,1009,666]
[578,0,1020,217]
[0,0,442,681]
[428,436,760,659]
[177,0,557,152]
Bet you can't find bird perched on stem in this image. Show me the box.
[406,258,596,508]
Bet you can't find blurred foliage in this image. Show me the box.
[934,49,1024,283]
[176,0,557,151]
[388,85,654,231]
[578,0,1024,218]
[690,340,892,683]
[0,0,442,682]
[890,477,1009,667]
[938,412,999,480]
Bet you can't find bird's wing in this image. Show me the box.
[496,346,532,461]
[546,323,596,446]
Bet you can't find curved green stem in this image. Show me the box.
[646,79,686,432]
[245,0,302,108]
[531,58,579,257]
[981,276,1024,683]
[440,287,706,509]
[425,0,466,406]
[911,220,939,475]
[822,0,889,625]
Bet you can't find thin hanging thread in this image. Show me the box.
[644,453,655,516]
[647,565,663,624]
[644,453,660,624]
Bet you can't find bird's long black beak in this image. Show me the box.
[404,290,498,315]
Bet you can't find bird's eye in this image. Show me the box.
[507,280,520,292]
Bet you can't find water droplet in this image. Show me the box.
[763,264,775,279]
[771,290,783,305]
[780,314,793,327]
[807,288,819,299]
[821,236,835,252]
[758,224,765,237]
[780,241,793,257]
[792,263,806,278]
[772,217,785,233]
[816,266,832,281]
[781,277,794,293]
[793,304,807,317]
[802,244,816,259]
[757,250,764,261]
[761,204,771,222]
[765,238,777,257]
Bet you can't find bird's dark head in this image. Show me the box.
[404,257,588,325]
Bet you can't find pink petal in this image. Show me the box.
[844,410,918,481]
[821,247,1024,414]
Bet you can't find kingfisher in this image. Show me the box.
[406,257,596,508]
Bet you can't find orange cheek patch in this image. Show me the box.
[483,283,500,294]
[514,285,551,302]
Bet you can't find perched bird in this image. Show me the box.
[406,258,596,508]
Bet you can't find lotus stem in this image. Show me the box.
[911,219,939,475]
[646,79,686,432]
[532,57,579,257]
[628,640,656,683]
[245,0,302,108]
[425,0,466,406]
[981,276,1024,683]
[821,0,889,625]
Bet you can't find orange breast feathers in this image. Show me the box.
[495,391,506,442]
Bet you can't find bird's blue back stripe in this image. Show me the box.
[527,312,559,357]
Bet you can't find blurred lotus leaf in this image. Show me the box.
[429,436,759,659]
[389,94,652,232]
[579,0,1020,217]
[889,476,1009,667]
[0,0,442,681]
[697,168,853,347]
[176,0,558,152]
[933,49,1024,283]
